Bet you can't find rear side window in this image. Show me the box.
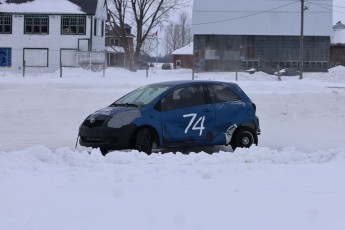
[161,84,205,111]
[207,84,240,103]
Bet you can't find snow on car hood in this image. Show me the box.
[91,106,139,117]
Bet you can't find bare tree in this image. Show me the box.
[164,11,192,54]
[108,0,186,71]
[108,0,133,69]
[164,22,182,54]
[178,11,192,48]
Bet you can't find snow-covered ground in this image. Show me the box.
[1,66,345,230]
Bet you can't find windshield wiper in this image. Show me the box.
[111,103,139,107]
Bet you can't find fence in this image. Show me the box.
[76,51,106,72]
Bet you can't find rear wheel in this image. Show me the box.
[230,127,257,150]
[135,128,153,154]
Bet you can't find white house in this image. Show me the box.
[0,0,108,73]
[192,0,333,72]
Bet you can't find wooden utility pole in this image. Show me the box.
[299,0,304,80]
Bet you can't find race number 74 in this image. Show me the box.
[183,113,205,136]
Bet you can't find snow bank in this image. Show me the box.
[1,146,345,172]
[1,67,345,230]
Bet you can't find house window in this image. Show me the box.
[226,39,233,50]
[110,38,119,46]
[102,21,104,37]
[0,14,12,34]
[125,27,131,35]
[94,18,104,36]
[61,16,86,35]
[24,48,48,67]
[0,48,11,67]
[25,15,49,34]
[304,62,309,69]
[279,61,284,68]
[317,62,322,69]
[94,18,97,36]
[113,53,119,64]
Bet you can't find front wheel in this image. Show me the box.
[230,127,257,150]
[100,147,108,156]
[135,128,153,154]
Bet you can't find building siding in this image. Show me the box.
[192,0,332,72]
[194,35,330,72]
[173,54,193,69]
[192,0,332,36]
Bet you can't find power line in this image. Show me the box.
[308,2,345,15]
[193,0,300,26]
[306,1,345,9]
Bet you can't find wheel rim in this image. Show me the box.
[242,136,250,145]
[241,131,254,147]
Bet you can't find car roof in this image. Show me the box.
[149,80,238,87]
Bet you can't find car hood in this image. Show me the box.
[86,106,142,129]
[91,106,139,117]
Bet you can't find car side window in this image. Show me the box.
[207,84,240,103]
[161,85,205,111]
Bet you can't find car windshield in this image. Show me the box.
[112,85,170,107]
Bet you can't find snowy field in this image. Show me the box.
[1,66,345,230]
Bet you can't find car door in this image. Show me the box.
[206,83,246,144]
[160,84,215,146]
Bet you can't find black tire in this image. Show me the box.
[135,128,153,154]
[100,147,108,156]
[230,127,257,150]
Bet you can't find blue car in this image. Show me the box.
[78,80,260,155]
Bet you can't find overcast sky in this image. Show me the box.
[185,0,345,25]
[333,0,345,23]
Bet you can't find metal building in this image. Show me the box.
[192,0,333,73]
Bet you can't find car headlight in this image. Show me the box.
[107,110,141,128]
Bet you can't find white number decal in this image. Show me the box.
[183,113,205,136]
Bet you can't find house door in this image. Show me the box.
[176,60,181,69]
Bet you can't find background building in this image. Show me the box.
[105,23,135,67]
[0,0,108,73]
[192,0,333,73]
[172,43,193,69]
[330,21,345,66]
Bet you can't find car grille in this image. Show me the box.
[81,136,101,143]
[83,115,109,128]
[83,120,105,128]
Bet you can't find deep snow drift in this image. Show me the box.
[1,66,345,230]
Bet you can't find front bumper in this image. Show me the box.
[79,121,137,150]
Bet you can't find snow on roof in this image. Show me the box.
[332,21,345,44]
[172,43,193,55]
[105,46,125,53]
[0,0,96,14]
[333,21,345,30]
